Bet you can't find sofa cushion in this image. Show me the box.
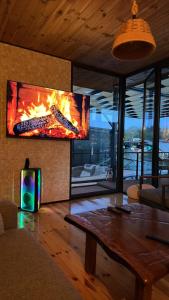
[0,213,4,235]
[127,184,155,200]
[0,229,82,300]
[0,200,17,229]
[140,188,169,209]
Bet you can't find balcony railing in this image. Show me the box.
[124,151,169,180]
[72,150,169,183]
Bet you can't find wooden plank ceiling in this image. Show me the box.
[0,0,169,75]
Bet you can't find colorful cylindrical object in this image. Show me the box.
[20,168,41,212]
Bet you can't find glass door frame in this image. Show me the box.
[70,62,165,195]
[70,65,120,198]
[152,67,161,186]
[116,76,126,191]
[141,69,155,181]
[117,68,162,192]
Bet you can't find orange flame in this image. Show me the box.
[7,82,89,139]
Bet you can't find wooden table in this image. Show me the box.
[65,203,169,300]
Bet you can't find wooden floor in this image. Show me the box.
[18,194,169,300]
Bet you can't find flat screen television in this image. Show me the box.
[6,80,90,140]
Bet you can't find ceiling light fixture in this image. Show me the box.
[112,0,156,60]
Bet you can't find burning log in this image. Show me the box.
[50,105,79,134]
[13,105,79,135]
[13,114,54,134]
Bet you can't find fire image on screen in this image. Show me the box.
[7,80,90,139]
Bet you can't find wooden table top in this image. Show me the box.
[65,203,169,285]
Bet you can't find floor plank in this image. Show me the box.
[18,193,169,300]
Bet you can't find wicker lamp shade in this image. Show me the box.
[112,1,156,60]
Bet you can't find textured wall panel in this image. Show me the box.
[0,43,71,205]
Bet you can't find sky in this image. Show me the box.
[90,110,169,130]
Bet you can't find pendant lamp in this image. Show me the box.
[112,0,156,60]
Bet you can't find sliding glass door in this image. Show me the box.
[71,67,119,197]
[159,68,169,176]
[70,63,169,197]
[123,80,143,183]
[123,70,154,192]
[143,72,155,177]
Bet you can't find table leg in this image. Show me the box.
[135,277,152,300]
[85,233,97,274]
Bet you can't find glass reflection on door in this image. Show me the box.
[143,72,155,176]
[159,68,169,176]
[71,67,119,197]
[123,74,144,190]
[123,69,154,192]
